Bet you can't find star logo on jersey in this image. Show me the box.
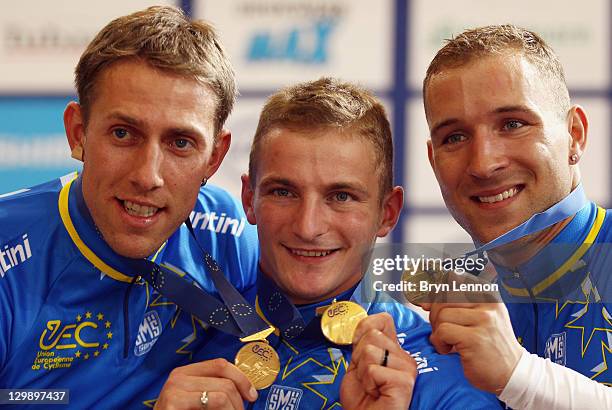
[282,347,348,409]
[31,310,113,371]
[591,338,612,386]
[563,274,612,358]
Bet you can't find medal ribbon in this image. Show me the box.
[130,220,273,341]
[256,272,308,340]
[256,271,369,344]
[464,184,588,257]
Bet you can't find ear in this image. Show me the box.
[204,129,232,178]
[376,186,404,238]
[64,101,86,162]
[241,173,257,225]
[567,105,588,161]
[427,139,435,171]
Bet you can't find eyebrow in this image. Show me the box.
[493,105,538,116]
[258,177,369,196]
[258,177,298,190]
[107,112,144,128]
[430,118,460,137]
[430,105,538,137]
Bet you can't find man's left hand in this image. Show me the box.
[340,313,417,410]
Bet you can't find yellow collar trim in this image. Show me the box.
[503,206,606,297]
[58,177,166,283]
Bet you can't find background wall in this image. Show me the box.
[1,0,609,244]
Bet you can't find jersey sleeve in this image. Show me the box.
[186,184,259,291]
[0,177,75,377]
[0,273,13,372]
[499,348,612,409]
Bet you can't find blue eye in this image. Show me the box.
[273,189,290,197]
[174,139,189,149]
[335,192,350,202]
[503,120,524,131]
[113,128,128,139]
[445,134,466,144]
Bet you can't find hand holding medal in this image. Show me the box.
[154,358,258,409]
[340,312,418,409]
[314,301,417,408]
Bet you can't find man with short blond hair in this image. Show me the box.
[424,24,612,408]
[156,78,501,409]
[0,6,258,407]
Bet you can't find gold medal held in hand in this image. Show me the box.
[234,341,280,390]
[401,266,447,304]
[320,300,367,345]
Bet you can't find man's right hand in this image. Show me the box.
[420,301,523,394]
[154,358,258,410]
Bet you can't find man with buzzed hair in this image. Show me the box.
[423,24,612,408]
[0,6,259,407]
[156,78,501,409]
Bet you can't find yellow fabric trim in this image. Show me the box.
[151,241,166,263]
[503,207,606,297]
[58,177,133,283]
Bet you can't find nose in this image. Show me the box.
[292,196,328,242]
[128,142,164,191]
[467,129,509,179]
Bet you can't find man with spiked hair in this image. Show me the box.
[423,24,612,408]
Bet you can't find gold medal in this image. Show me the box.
[320,301,367,345]
[401,266,446,304]
[401,268,432,304]
[234,341,280,390]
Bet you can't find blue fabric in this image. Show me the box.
[0,173,259,408]
[498,202,612,386]
[192,273,501,410]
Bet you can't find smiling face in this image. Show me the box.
[64,59,230,258]
[242,128,402,304]
[425,54,584,244]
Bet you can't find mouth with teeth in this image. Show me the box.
[122,200,160,218]
[286,247,338,258]
[473,185,523,204]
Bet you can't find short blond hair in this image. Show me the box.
[423,24,570,119]
[249,77,393,198]
[75,6,236,135]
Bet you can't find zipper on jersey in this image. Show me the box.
[123,275,142,358]
[508,270,539,354]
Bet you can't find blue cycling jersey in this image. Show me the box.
[498,202,612,386]
[0,173,259,408]
[185,272,501,410]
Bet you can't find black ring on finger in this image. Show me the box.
[381,349,389,367]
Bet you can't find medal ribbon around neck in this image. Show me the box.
[257,273,370,346]
[131,225,273,341]
[400,186,588,303]
[465,184,588,258]
[128,218,279,389]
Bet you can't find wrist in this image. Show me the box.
[497,346,528,396]
[495,342,525,394]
